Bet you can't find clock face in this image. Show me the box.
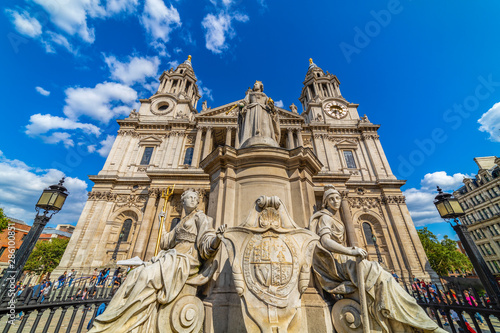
[323,101,348,119]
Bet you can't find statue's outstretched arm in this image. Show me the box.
[320,234,367,259]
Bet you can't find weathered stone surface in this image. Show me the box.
[221,195,318,332]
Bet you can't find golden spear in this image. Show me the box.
[154,185,175,256]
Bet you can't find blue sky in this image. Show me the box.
[1,0,500,240]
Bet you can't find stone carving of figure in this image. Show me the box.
[237,80,280,148]
[129,109,138,118]
[309,185,446,333]
[289,103,298,113]
[202,100,208,111]
[89,189,226,333]
[361,114,369,122]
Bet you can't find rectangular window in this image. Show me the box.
[343,151,357,169]
[140,147,154,165]
[493,261,500,273]
[0,247,6,257]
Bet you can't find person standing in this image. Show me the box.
[111,267,121,286]
[68,269,76,287]
[57,271,67,289]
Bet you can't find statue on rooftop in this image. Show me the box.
[237,80,280,148]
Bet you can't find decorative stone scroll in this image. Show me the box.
[222,195,318,332]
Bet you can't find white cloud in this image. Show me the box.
[201,11,249,54]
[45,31,78,54]
[97,135,115,157]
[197,80,213,101]
[168,60,179,69]
[173,47,182,54]
[87,145,96,153]
[31,0,138,43]
[403,171,467,227]
[104,55,160,85]
[6,10,42,38]
[26,113,101,136]
[275,100,284,108]
[106,0,139,15]
[63,82,138,123]
[0,151,89,227]
[42,132,74,148]
[478,102,500,142]
[420,171,467,191]
[141,0,181,43]
[35,86,51,96]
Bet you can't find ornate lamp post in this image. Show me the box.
[372,235,383,264]
[0,178,68,293]
[434,186,500,306]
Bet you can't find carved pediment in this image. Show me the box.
[335,139,358,149]
[138,135,162,146]
[197,100,304,122]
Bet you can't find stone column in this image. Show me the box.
[225,127,233,146]
[374,137,394,177]
[235,127,240,148]
[286,128,294,149]
[323,136,336,172]
[202,126,213,159]
[313,134,328,170]
[132,189,159,259]
[161,133,174,168]
[191,128,203,167]
[341,193,358,247]
[296,128,304,147]
[173,132,186,167]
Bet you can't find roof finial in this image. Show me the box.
[188,55,192,61]
[308,58,318,70]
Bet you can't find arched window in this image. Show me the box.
[120,219,133,241]
[363,222,374,245]
[183,147,194,165]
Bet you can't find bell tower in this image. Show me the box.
[299,59,358,124]
[140,55,201,120]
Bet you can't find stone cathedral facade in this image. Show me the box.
[57,58,435,282]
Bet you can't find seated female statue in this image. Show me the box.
[309,185,446,333]
[89,189,225,333]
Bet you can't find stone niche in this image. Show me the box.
[200,145,322,229]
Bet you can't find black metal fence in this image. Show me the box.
[1,273,500,332]
[406,282,500,333]
[0,275,115,333]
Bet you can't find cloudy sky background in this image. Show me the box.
[1,0,500,239]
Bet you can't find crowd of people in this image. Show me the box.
[12,266,130,304]
[408,275,490,331]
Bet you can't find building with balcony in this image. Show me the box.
[454,156,500,277]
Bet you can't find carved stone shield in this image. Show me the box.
[243,232,298,307]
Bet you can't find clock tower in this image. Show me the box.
[299,59,359,124]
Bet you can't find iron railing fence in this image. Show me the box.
[0,274,116,333]
[405,282,500,333]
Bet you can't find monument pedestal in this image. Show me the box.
[200,145,322,229]
[201,146,333,332]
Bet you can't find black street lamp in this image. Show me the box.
[372,235,383,264]
[434,186,500,307]
[0,178,68,293]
